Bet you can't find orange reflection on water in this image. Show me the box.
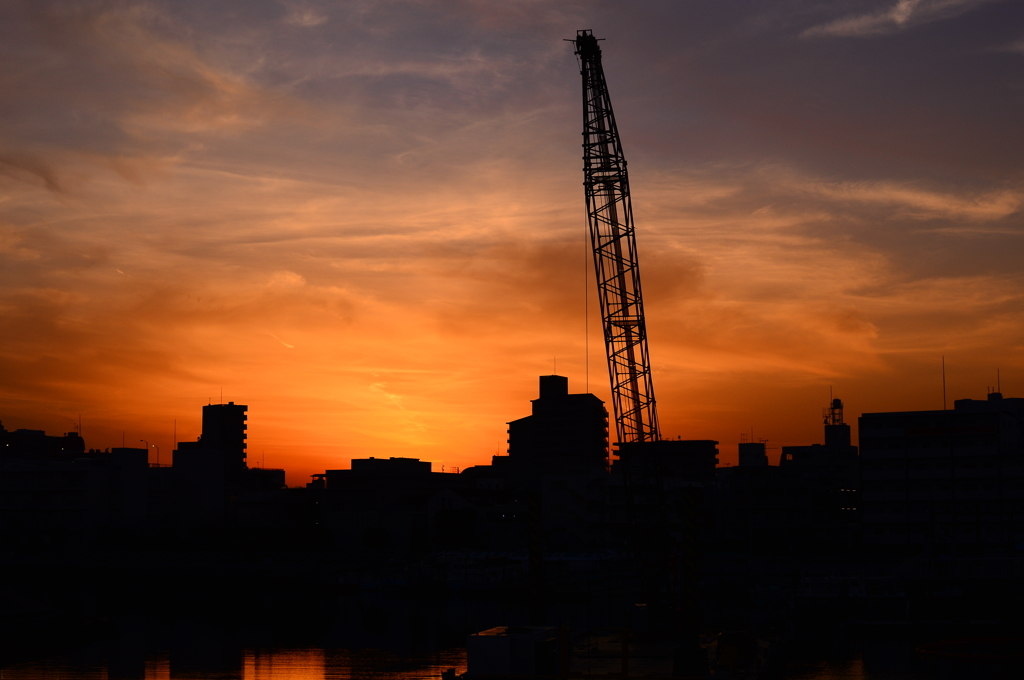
[3,647,466,680]
[145,656,170,680]
[246,649,324,680]
[245,648,467,680]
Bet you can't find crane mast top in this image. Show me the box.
[574,29,660,446]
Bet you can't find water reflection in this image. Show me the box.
[0,591,1007,680]
[4,648,468,680]
[5,637,1006,680]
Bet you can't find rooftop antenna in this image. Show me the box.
[220,387,223,404]
[997,368,1001,393]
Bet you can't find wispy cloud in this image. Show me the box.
[790,178,1022,222]
[282,2,329,28]
[1000,36,1024,53]
[803,0,997,38]
[0,153,67,193]
[268,332,294,348]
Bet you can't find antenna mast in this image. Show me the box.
[574,29,660,445]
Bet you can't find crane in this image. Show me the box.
[572,35,708,674]
[573,29,660,446]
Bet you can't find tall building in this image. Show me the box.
[173,402,248,524]
[859,392,1024,552]
[200,402,248,471]
[176,403,248,468]
[506,375,608,472]
[503,375,610,549]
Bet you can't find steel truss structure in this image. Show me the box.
[574,29,660,445]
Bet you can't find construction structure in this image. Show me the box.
[573,31,710,676]
[574,29,659,447]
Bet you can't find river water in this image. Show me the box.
[0,589,1001,680]
[2,636,949,680]
[3,648,469,680]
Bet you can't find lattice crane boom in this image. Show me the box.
[574,29,660,445]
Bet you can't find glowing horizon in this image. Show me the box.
[2,1,1022,486]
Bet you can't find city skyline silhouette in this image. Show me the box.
[3,2,1024,678]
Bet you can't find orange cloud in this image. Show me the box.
[2,0,1022,480]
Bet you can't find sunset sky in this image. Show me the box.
[2,0,1023,484]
